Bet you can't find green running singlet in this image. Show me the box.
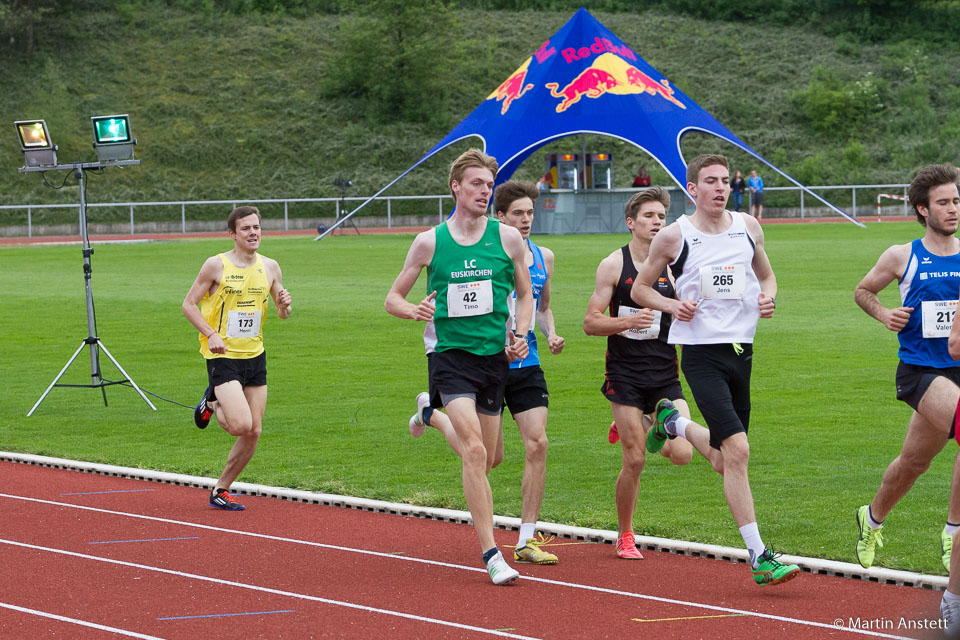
[427,217,514,356]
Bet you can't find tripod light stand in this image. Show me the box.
[15,116,157,416]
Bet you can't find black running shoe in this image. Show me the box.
[194,386,213,429]
[210,488,245,511]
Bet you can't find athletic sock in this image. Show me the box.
[482,547,500,564]
[422,406,434,426]
[946,522,960,537]
[945,589,960,604]
[866,505,883,530]
[666,415,690,439]
[518,522,536,547]
[739,522,765,568]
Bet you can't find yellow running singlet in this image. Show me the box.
[199,253,270,359]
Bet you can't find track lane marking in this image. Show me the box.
[0,538,541,640]
[0,602,168,639]
[0,492,921,639]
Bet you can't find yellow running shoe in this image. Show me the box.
[855,504,883,568]
[514,538,558,564]
[942,528,953,574]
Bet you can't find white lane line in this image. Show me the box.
[0,601,168,640]
[0,493,919,639]
[0,538,540,640]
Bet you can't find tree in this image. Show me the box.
[0,0,59,55]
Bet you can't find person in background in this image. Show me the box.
[633,166,652,188]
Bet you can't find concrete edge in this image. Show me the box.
[0,451,946,591]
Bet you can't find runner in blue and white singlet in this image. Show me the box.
[854,164,960,581]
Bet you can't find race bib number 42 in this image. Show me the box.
[699,264,745,299]
[921,300,958,338]
[447,280,493,317]
[226,310,262,339]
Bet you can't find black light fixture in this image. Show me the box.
[14,119,58,167]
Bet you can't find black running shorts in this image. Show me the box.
[428,348,508,416]
[680,343,752,450]
[206,351,267,389]
[896,361,960,438]
[601,376,684,415]
[503,365,549,416]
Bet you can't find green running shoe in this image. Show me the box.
[751,547,800,586]
[942,528,953,574]
[645,398,678,454]
[855,504,883,568]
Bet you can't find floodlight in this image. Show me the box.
[91,114,137,162]
[14,119,58,167]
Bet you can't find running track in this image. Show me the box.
[0,461,945,639]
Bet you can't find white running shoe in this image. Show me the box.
[408,392,430,438]
[942,594,960,637]
[486,550,519,585]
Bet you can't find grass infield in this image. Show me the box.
[1,220,951,574]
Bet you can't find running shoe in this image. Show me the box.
[485,550,520,585]
[193,386,213,429]
[751,547,800,586]
[645,398,678,454]
[608,421,620,444]
[514,538,558,565]
[210,488,245,511]
[943,528,954,574]
[855,504,883,568]
[942,594,960,637]
[408,392,430,438]
[616,532,644,559]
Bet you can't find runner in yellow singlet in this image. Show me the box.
[182,206,292,511]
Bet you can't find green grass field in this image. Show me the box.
[1,221,951,574]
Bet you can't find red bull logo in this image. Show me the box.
[487,57,534,115]
[545,52,685,113]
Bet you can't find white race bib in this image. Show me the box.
[699,264,745,299]
[618,306,661,340]
[507,292,536,333]
[226,310,262,339]
[921,300,958,338]
[447,280,493,317]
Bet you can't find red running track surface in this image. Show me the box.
[0,461,944,639]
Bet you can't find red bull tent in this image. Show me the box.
[316,6,859,239]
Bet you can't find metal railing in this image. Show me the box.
[0,183,912,238]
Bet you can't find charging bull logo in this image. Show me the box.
[545,52,685,113]
[487,57,535,115]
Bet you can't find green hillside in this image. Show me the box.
[2,2,959,217]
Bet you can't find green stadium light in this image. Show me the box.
[14,119,58,167]
[91,114,137,163]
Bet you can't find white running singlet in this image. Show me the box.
[668,212,762,345]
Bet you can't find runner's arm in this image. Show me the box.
[631,224,693,319]
[265,257,292,319]
[182,257,226,353]
[385,231,437,321]
[503,225,533,360]
[584,252,654,335]
[746,215,777,318]
[537,246,564,354]
[854,244,913,332]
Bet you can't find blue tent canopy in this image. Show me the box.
[317,7,859,239]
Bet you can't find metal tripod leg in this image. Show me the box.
[27,341,87,417]
[26,339,158,416]
[97,339,157,411]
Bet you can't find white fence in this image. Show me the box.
[0,183,912,238]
